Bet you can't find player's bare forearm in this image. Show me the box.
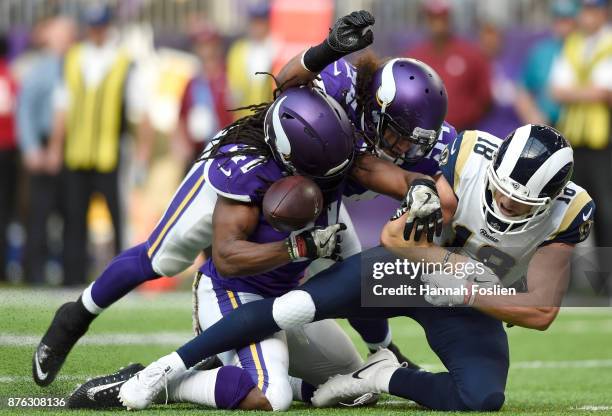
[276,51,317,91]
[350,153,428,200]
[212,196,291,277]
[214,239,291,277]
[472,243,571,329]
[472,301,560,331]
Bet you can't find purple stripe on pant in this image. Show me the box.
[211,279,270,394]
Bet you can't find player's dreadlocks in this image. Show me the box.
[354,52,380,121]
[197,72,290,164]
[199,101,273,162]
[353,52,382,152]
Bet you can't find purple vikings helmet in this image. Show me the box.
[365,58,448,165]
[264,87,356,190]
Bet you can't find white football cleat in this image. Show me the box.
[118,360,177,410]
[312,348,400,408]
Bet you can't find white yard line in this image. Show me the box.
[0,289,193,310]
[573,406,612,411]
[0,375,83,383]
[0,332,193,347]
[2,290,611,314]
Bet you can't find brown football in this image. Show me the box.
[262,176,324,232]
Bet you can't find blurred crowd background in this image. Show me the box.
[0,0,611,289]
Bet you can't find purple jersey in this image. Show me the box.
[318,58,359,122]
[318,59,458,197]
[201,144,341,296]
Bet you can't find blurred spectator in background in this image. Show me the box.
[174,25,231,168]
[48,4,151,286]
[17,16,76,285]
[0,33,18,283]
[226,3,274,120]
[515,0,580,126]
[407,0,492,132]
[475,16,522,138]
[550,0,612,293]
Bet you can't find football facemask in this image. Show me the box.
[480,163,551,235]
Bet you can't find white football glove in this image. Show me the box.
[392,178,442,242]
[288,223,347,261]
[421,272,472,307]
[421,260,502,307]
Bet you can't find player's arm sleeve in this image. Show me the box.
[430,122,458,177]
[541,196,595,247]
[204,151,272,204]
[439,131,465,189]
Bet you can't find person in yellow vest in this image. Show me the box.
[47,4,151,286]
[226,3,275,120]
[550,0,612,294]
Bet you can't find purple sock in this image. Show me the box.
[90,243,160,308]
[214,366,256,409]
[301,381,315,403]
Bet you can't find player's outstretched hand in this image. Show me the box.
[301,10,374,73]
[328,10,375,54]
[393,178,442,243]
[288,223,347,261]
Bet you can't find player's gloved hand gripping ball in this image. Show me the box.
[288,223,347,262]
[302,10,375,73]
[392,178,443,243]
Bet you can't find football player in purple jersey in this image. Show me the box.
[275,10,457,364]
[65,87,437,411]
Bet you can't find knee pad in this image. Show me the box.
[265,379,293,411]
[272,290,315,330]
[214,366,256,410]
[151,251,193,277]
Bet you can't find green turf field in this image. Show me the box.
[1,288,611,415]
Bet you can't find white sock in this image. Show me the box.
[168,368,220,407]
[374,366,398,393]
[157,351,188,381]
[289,376,303,401]
[365,330,393,351]
[81,283,104,314]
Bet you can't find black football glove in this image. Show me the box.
[287,223,347,261]
[392,178,443,243]
[328,10,375,54]
[302,10,374,72]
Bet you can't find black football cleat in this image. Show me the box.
[67,363,145,409]
[370,342,421,371]
[192,355,223,371]
[33,300,95,386]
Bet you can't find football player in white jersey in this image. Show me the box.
[109,124,593,411]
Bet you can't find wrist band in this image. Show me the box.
[442,249,453,266]
[300,50,313,73]
[302,41,346,73]
[465,282,476,306]
[286,239,298,261]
